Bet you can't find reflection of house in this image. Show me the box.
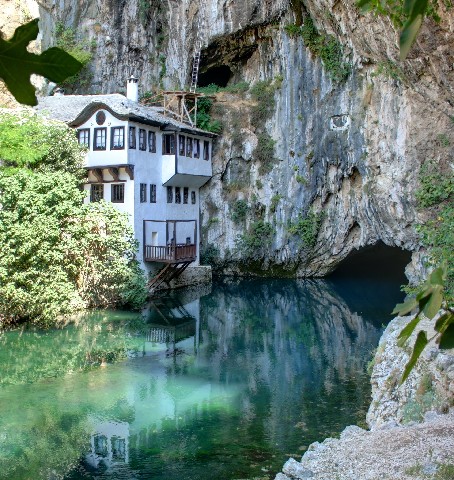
[86,421,129,470]
[144,297,201,355]
[36,78,215,283]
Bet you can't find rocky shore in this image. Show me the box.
[274,315,454,480]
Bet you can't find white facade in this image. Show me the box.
[72,103,213,272]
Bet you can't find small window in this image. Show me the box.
[203,140,210,160]
[93,128,107,150]
[111,184,125,203]
[186,137,193,158]
[162,134,175,154]
[96,111,106,125]
[191,191,196,204]
[77,129,90,147]
[129,127,136,149]
[193,139,200,158]
[179,135,186,155]
[140,183,147,202]
[111,126,125,150]
[148,131,156,152]
[183,187,189,204]
[167,186,173,203]
[150,184,157,203]
[90,184,104,202]
[139,129,146,151]
[175,187,181,204]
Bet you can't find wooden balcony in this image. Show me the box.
[144,244,196,263]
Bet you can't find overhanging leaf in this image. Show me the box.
[399,0,429,60]
[397,314,422,348]
[428,266,445,286]
[401,330,428,384]
[422,285,444,319]
[434,311,453,335]
[392,297,418,316]
[439,323,454,349]
[0,19,82,106]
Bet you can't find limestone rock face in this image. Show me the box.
[22,0,454,275]
[367,315,454,429]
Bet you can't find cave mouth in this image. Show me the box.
[198,65,233,88]
[329,241,412,284]
[328,242,413,325]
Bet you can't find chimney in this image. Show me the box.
[127,75,139,102]
[54,87,65,96]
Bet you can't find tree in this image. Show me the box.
[0,112,147,326]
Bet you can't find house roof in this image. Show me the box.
[35,94,216,138]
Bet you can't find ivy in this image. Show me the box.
[288,210,324,248]
[286,17,350,82]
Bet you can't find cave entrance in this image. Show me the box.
[198,65,232,88]
[328,242,413,325]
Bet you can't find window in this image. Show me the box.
[90,184,104,202]
[203,140,210,160]
[167,186,173,203]
[150,184,157,203]
[191,191,196,204]
[139,129,146,150]
[140,183,147,202]
[175,187,181,204]
[193,139,200,158]
[129,127,136,149]
[148,131,156,152]
[96,111,106,125]
[77,129,90,147]
[111,184,125,203]
[179,135,186,155]
[162,134,175,154]
[183,187,189,204]
[110,126,125,149]
[93,128,107,150]
[186,137,193,158]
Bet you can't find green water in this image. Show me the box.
[0,278,403,480]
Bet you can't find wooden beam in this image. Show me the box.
[108,167,119,181]
[92,168,103,183]
[124,165,134,180]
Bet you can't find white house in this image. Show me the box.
[36,78,215,284]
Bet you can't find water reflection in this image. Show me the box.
[0,278,397,480]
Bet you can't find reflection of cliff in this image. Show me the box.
[200,278,383,444]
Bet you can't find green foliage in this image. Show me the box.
[197,82,250,95]
[372,60,405,81]
[0,19,82,105]
[0,113,147,326]
[414,160,454,295]
[270,194,283,214]
[255,133,277,175]
[196,96,223,133]
[235,221,275,261]
[0,110,84,176]
[231,199,249,223]
[55,22,94,90]
[288,210,324,248]
[200,243,220,266]
[357,0,440,59]
[393,265,454,383]
[250,79,277,125]
[286,17,350,82]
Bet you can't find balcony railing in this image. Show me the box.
[144,244,196,263]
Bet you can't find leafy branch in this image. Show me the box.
[0,19,82,106]
[392,264,454,383]
[357,0,433,59]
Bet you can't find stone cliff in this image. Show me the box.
[4,0,453,278]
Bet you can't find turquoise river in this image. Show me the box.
[0,277,404,480]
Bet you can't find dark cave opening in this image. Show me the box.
[327,242,413,325]
[198,65,233,88]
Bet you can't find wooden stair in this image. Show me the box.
[147,262,192,294]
